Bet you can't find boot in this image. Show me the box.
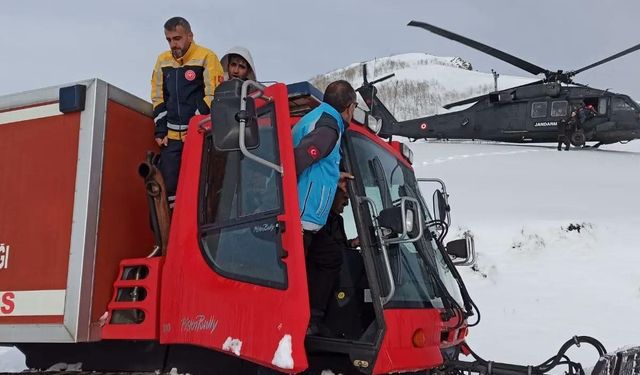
[306,309,338,338]
[306,309,324,336]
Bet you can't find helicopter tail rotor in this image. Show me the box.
[361,63,395,86]
[357,63,399,138]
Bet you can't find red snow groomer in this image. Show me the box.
[0,78,637,374]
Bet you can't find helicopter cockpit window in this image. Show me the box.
[598,97,608,114]
[612,97,635,112]
[551,101,568,117]
[531,102,547,118]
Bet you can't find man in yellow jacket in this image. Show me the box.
[151,16,224,206]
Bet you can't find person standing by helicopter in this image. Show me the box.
[557,111,576,151]
[570,102,596,147]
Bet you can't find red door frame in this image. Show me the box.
[159,83,308,373]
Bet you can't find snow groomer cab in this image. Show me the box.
[157,78,477,374]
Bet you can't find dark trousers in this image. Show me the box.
[557,133,570,150]
[304,229,344,319]
[158,139,184,200]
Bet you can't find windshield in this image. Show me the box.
[349,132,463,308]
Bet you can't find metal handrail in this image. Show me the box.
[417,177,451,225]
[359,196,396,305]
[238,80,283,174]
[383,197,424,245]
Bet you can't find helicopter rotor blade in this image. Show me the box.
[570,42,640,76]
[408,20,549,76]
[369,73,395,85]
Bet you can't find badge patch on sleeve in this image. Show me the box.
[307,145,320,160]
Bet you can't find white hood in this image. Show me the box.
[221,46,257,81]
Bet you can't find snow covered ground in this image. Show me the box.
[410,139,640,371]
[2,140,638,373]
[0,346,25,372]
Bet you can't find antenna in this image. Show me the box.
[491,69,500,92]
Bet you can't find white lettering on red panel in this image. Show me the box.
[0,290,66,316]
[1,292,14,314]
[0,243,9,270]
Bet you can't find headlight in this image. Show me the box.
[367,115,382,134]
[405,209,414,232]
[400,143,414,164]
[352,106,366,124]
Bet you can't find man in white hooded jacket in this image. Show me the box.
[220,46,257,81]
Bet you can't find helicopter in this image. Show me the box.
[360,20,640,148]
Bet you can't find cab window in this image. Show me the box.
[199,104,287,289]
[531,102,547,118]
[350,132,445,308]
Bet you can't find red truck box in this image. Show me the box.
[0,79,156,342]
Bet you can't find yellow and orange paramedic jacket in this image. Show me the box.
[151,42,224,139]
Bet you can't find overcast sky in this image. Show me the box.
[2,0,640,102]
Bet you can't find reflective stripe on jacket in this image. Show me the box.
[151,42,224,138]
[292,103,345,231]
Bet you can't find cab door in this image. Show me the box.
[160,83,308,373]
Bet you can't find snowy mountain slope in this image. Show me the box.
[311,52,537,120]
[410,139,640,370]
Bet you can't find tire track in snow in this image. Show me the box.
[420,148,545,165]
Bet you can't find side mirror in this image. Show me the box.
[445,239,468,258]
[417,178,451,226]
[433,189,450,224]
[445,233,476,266]
[377,206,403,234]
[211,79,260,151]
[376,197,423,245]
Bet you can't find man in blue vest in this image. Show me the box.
[291,80,357,335]
[292,80,356,244]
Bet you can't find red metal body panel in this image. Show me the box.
[92,101,157,324]
[0,84,161,339]
[160,84,309,373]
[373,309,444,374]
[0,110,79,324]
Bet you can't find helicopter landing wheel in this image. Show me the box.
[571,130,586,147]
